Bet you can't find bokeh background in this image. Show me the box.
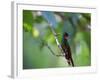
[23,10,91,69]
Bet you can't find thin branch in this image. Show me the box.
[46,43,65,57]
[40,38,64,57]
[48,23,65,56]
[55,12,67,21]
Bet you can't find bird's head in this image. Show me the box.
[63,32,69,40]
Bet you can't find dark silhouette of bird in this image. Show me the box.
[61,32,74,67]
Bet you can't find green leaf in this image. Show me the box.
[23,10,34,32]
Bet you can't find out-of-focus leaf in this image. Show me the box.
[82,13,91,24]
[63,20,74,40]
[74,31,91,66]
[34,16,44,23]
[44,27,55,44]
[78,15,88,30]
[23,10,33,32]
[32,27,39,37]
[70,14,79,27]
[42,11,57,28]
[83,31,91,50]
[23,23,32,32]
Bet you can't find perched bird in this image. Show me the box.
[61,32,74,67]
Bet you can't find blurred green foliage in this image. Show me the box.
[23,10,91,69]
[23,10,33,32]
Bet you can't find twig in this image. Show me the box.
[46,43,65,57]
[40,39,64,57]
[48,23,65,56]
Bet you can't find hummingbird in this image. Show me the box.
[61,32,74,67]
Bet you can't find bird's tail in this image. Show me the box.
[67,60,71,66]
[70,58,74,67]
